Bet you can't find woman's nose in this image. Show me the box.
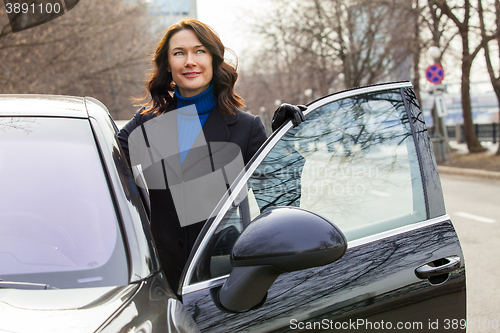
[185,53,196,66]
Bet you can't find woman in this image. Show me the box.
[118,18,304,295]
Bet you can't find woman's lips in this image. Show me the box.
[183,72,200,78]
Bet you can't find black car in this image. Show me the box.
[0,81,466,332]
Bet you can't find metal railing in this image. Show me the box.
[429,123,499,144]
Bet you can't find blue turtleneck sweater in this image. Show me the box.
[175,84,217,164]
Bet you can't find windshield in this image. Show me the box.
[0,117,128,288]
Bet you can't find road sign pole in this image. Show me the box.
[426,62,450,162]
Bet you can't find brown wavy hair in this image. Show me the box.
[140,19,244,115]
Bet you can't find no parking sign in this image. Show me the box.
[426,64,445,84]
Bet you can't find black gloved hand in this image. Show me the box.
[271,103,307,131]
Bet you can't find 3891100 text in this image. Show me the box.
[5,2,62,15]
[438,318,499,330]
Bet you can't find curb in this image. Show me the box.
[437,165,500,180]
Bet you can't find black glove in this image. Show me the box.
[271,103,307,131]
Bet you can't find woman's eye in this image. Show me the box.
[197,49,206,54]
[173,51,183,56]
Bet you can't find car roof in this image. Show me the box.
[0,94,89,118]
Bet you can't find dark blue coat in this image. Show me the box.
[118,103,267,295]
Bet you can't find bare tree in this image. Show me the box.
[239,0,416,125]
[413,0,457,155]
[337,0,414,87]
[240,0,500,157]
[430,0,499,152]
[0,0,155,120]
[406,0,424,104]
[478,0,500,154]
[237,0,338,129]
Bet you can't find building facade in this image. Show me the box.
[147,0,197,28]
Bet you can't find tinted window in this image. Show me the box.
[0,117,128,288]
[250,90,426,241]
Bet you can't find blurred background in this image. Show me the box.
[1,0,499,155]
[1,2,499,331]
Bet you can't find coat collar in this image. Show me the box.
[155,100,238,178]
[181,106,238,173]
[164,97,239,143]
[201,106,238,142]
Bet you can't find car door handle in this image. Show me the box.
[415,256,461,279]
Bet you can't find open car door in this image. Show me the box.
[179,82,466,332]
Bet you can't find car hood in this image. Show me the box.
[0,284,140,333]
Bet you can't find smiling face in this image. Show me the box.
[167,29,214,98]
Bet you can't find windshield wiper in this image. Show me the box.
[0,280,57,290]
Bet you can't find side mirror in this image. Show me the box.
[214,207,347,312]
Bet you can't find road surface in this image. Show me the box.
[441,174,500,332]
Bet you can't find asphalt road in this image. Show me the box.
[440,174,500,332]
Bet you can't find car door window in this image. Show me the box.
[250,91,426,241]
[187,88,426,285]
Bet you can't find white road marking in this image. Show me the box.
[455,212,496,224]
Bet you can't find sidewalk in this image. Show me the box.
[447,141,498,155]
[437,141,500,180]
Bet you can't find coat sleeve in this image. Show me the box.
[117,107,149,167]
[244,115,268,164]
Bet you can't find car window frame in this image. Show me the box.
[86,98,159,282]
